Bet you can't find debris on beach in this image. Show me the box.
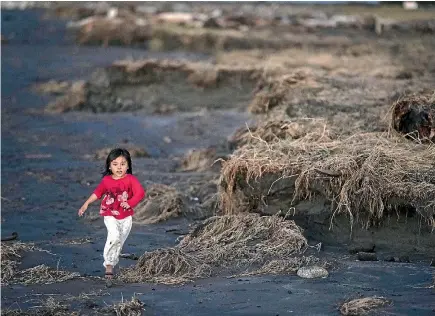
[249,72,316,114]
[220,130,435,230]
[134,183,190,224]
[13,264,80,285]
[121,214,316,284]
[45,81,87,113]
[33,80,71,95]
[44,59,258,114]
[1,241,38,284]
[1,243,79,286]
[179,148,222,172]
[228,118,331,150]
[101,296,145,316]
[1,296,70,316]
[340,296,390,315]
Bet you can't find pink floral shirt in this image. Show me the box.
[93,174,145,220]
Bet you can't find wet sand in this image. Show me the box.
[1,8,434,316]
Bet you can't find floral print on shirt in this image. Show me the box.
[100,190,129,215]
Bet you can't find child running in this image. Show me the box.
[78,148,145,283]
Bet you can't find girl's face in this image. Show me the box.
[110,156,129,179]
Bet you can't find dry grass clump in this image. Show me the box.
[45,81,87,113]
[229,118,332,149]
[74,16,150,46]
[1,296,71,316]
[121,213,311,284]
[1,241,37,284]
[109,59,190,84]
[111,58,259,88]
[179,148,220,172]
[13,264,80,285]
[249,75,291,114]
[45,58,259,113]
[220,132,435,229]
[110,296,145,316]
[242,256,319,276]
[58,237,92,245]
[134,184,189,224]
[216,47,393,77]
[391,91,435,143]
[51,5,96,20]
[122,248,212,285]
[33,80,71,95]
[340,296,390,315]
[186,67,219,88]
[149,24,286,52]
[249,71,320,114]
[1,260,19,285]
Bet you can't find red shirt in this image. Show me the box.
[93,174,145,220]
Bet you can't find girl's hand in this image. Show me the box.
[120,201,130,209]
[78,204,88,217]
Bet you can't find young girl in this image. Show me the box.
[78,148,145,281]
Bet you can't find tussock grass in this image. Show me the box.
[121,213,311,284]
[220,131,435,230]
[340,296,390,315]
[13,264,80,285]
[1,242,38,284]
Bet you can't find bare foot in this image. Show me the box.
[105,265,114,279]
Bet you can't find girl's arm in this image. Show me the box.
[79,193,98,216]
[125,176,146,208]
[78,179,106,216]
[78,194,98,216]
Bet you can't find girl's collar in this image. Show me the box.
[110,174,128,180]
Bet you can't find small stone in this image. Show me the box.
[399,256,410,263]
[297,266,328,279]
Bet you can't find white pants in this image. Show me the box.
[103,215,132,268]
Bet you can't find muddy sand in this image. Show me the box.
[1,5,435,316]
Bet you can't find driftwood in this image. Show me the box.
[1,232,18,242]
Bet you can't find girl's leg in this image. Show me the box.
[103,216,122,274]
[118,216,133,251]
[103,216,133,272]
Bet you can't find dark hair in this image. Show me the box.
[102,148,133,177]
